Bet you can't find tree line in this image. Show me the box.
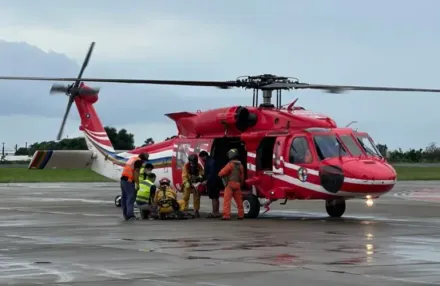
[14,126,167,156]
[13,127,440,163]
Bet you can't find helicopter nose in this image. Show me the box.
[342,159,397,194]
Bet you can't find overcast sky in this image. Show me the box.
[1,0,440,151]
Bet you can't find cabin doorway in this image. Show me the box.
[256,137,276,171]
[211,137,247,180]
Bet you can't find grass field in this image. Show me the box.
[394,166,440,181]
[0,168,112,183]
[0,166,439,183]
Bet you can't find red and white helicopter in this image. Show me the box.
[2,42,440,218]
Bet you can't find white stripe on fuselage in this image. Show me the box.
[118,149,173,159]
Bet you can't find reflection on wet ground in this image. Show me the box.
[0,182,439,285]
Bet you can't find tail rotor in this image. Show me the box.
[51,42,100,141]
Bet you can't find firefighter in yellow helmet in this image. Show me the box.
[154,177,186,219]
[181,153,204,217]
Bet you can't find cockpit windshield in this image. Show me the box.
[313,134,347,160]
[339,134,363,156]
[355,134,382,157]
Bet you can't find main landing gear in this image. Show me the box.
[325,199,346,218]
[242,194,260,219]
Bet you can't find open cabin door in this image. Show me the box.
[255,132,287,175]
[171,138,213,191]
[251,132,287,197]
[171,139,191,191]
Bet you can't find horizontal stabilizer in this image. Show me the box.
[28,150,96,169]
[165,112,197,122]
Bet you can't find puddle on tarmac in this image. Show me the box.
[392,244,440,263]
[121,237,294,253]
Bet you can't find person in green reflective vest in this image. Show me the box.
[140,163,154,179]
[136,172,157,219]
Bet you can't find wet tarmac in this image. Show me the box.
[0,181,439,285]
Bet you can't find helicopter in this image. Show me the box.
[2,41,440,219]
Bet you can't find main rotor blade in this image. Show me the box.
[74,42,95,88]
[57,96,74,141]
[0,76,238,88]
[2,75,440,93]
[291,83,440,93]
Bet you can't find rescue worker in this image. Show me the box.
[136,172,157,219]
[140,163,154,179]
[199,150,221,218]
[120,152,149,221]
[218,148,245,220]
[154,177,185,218]
[181,154,204,217]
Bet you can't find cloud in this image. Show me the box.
[0,5,232,63]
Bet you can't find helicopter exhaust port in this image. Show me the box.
[216,106,258,132]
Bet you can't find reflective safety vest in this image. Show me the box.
[121,157,140,182]
[155,186,177,207]
[137,179,154,203]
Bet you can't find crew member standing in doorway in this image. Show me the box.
[182,154,204,218]
[218,148,245,220]
[199,151,221,218]
[120,152,149,221]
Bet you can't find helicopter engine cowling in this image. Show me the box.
[216,106,258,132]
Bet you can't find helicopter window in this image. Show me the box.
[339,135,363,156]
[176,143,191,169]
[289,137,313,164]
[356,135,382,158]
[313,135,347,160]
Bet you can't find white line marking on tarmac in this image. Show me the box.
[17,198,112,204]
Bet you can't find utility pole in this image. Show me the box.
[1,142,4,157]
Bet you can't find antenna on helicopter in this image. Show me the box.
[346,121,358,128]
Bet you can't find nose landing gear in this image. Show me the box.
[325,198,346,217]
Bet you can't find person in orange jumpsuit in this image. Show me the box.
[181,154,204,218]
[218,148,244,220]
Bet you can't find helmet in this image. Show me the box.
[159,177,171,186]
[188,154,198,164]
[227,148,239,160]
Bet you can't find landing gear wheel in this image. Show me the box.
[114,195,121,208]
[243,194,260,219]
[325,199,346,218]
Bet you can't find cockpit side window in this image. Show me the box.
[339,135,363,156]
[356,135,382,157]
[313,134,347,160]
[289,137,313,164]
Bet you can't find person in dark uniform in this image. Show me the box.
[199,151,221,218]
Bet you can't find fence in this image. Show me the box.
[1,143,29,156]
